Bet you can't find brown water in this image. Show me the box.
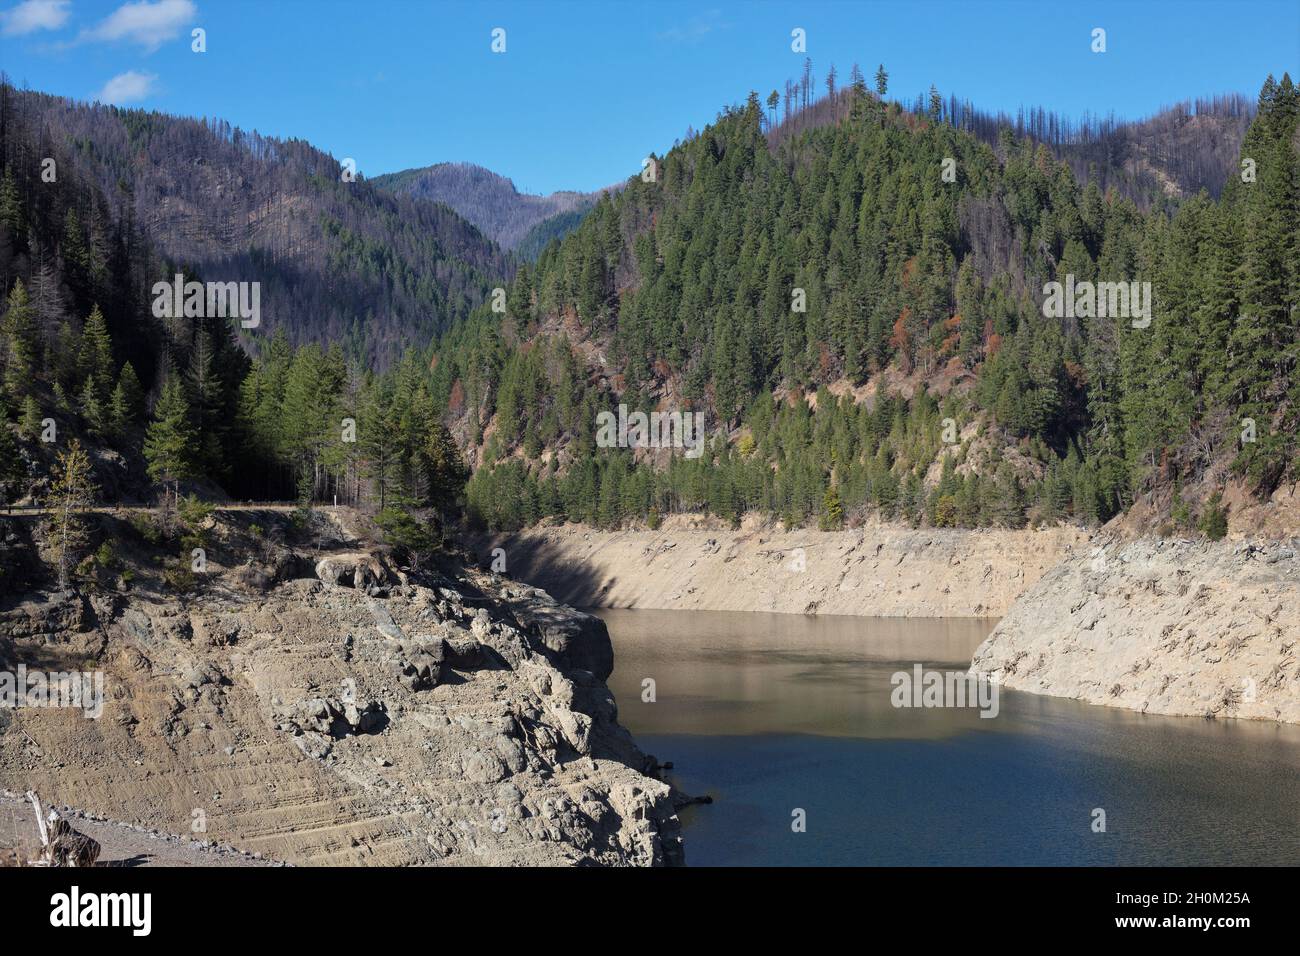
[598,608,1300,866]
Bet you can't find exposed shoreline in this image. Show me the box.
[0,511,685,867]
[486,517,1300,724]
[972,537,1300,723]
[486,516,1087,619]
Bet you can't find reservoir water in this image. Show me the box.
[597,608,1300,866]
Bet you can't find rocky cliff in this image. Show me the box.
[971,537,1300,723]
[0,512,684,866]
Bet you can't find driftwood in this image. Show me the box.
[26,791,101,867]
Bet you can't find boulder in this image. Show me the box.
[315,552,397,590]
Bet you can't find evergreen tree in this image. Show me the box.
[0,422,25,510]
[110,362,145,430]
[79,377,106,438]
[144,374,198,507]
[1,279,38,398]
[46,438,98,591]
[79,304,114,405]
[0,167,24,235]
[19,395,42,440]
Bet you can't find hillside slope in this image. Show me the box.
[430,74,1298,542]
[972,537,1300,723]
[5,88,512,368]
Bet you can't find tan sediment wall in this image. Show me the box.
[487,516,1088,618]
[489,518,1300,724]
[972,537,1300,723]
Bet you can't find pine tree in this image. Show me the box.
[79,377,106,438]
[144,375,198,507]
[1,279,38,398]
[425,419,468,515]
[821,483,843,529]
[185,326,226,474]
[109,362,145,433]
[79,304,114,401]
[0,422,25,510]
[358,381,397,511]
[19,394,42,440]
[1230,74,1299,489]
[47,438,98,591]
[0,167,23,235]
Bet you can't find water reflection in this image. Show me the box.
[596,608,1300,865]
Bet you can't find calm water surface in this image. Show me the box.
[596,608,1300,866]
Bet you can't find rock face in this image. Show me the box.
[971,538,1300,723]
[498,585,615,680]
[0,550,684,866]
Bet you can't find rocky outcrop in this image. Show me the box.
[497,584,615,680]
[0,545,685,866]
[0,591,94,641]
[971,538,1300,722]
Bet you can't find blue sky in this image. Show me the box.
[2,0,1296,194]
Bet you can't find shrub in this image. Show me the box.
[129,512,163,545]
[1198,492,1229,541]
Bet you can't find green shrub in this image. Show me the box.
[130,512,163,544]
[1198,492,1229,541]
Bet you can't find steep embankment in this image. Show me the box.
[971,537,1300,723]
[0,513,683,867]
[488,516,1087,618]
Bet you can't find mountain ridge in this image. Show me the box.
[3,87,513,370]
[372,161,604,254]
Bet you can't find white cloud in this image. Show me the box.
[0,0,71,36]
[82,0,196,52]
[95,70,158,105]
[657,9,728,44]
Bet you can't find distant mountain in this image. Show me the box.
[372,162,600,255]
[5,90,512,369]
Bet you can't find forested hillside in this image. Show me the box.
[435,70,1298,534]
[515,207,594,263]
[373,162,599,255]
[2,86,511,369]
[880,89,1253,204]
[2,69,1295,551]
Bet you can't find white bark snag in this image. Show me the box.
[27,791,49,849]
